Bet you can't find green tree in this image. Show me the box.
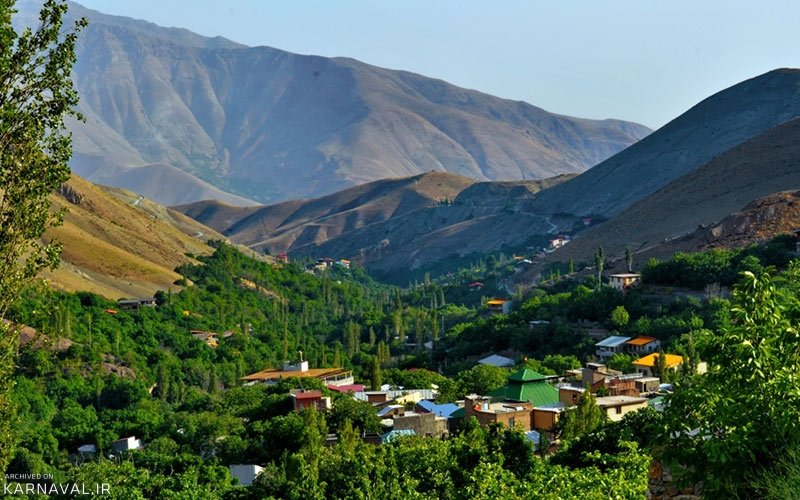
[651,349,669,382]
[0,0,86,470]
[663,268,800,497]
[606,353,635,373]
[560,390,604,442]
[458,364,508,395]
[594,246,605,288]
[369,356,382,390]
[541,354,581,375]
[609,305,630,329]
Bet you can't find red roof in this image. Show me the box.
[292,390,322,400]
[327,384,365,393]
[468,282,484,287]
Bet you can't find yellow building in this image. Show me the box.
[632,353,683,377]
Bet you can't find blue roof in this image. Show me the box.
[595,335,632,348]
[416,400,460,418]
[381,429,415,444]
[525,430,540,451]
[376,404,404,417]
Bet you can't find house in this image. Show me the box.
[525,430,541,451]
[464,395,533,431]
[595,396,648,421]
[335,259,351,269]
[242,359,354,387]
[110,436,142,453]
[608,273,641,292]
[229,464,264,487]
[467,282,484,291]
[489,368,559,407]
[393,411,449,438]
[528,320,550,329]
[549,235,570,250]
[478,354,515,368]
[595,336,632,360]
[190,330,219,348]
[559,386,586,406]
[415,400,460,419]
[381,429,415,444]
[532,403,566,431]
[290,390,331,412]
[377,404,406,420]
[635,377,661,394]
[632,353,684,377]
[327,383,365,394]
[626,336,661,355]
[582,216,593,226]
[77,444,97,456]
[117,297,157,311]
[353,389,438,404]
[486,298,512,315]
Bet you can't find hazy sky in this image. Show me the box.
[75,0,800,129]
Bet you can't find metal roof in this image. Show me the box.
[595,336,632,348]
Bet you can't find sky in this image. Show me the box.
[75,0,800,130]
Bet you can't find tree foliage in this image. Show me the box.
[662,266,800,497]
[0,0,85,471]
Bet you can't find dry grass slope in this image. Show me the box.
[41,175,224,299]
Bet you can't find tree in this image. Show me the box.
[369,356,382,390]
[0,0,86,470]
[625,246,633,273]
[662,268,800,496]
[560,390,604,442]
[606,353,635,374]
[457,364,508,396]
[651,349,669,382]
[594,247,605,288]
[609,305,630,329]
[541,354,581,375]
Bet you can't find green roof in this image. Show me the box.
[507,368,547,383]
[450,407,465,418]
[489,379,559,407]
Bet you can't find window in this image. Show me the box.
[508,417,515,428]
[615,407,622,414]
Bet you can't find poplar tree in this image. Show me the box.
[0,0,86,470]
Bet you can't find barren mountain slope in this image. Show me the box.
[529,69,800,220]
[56,2,650,205]
[550,117,800,266]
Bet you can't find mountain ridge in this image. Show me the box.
[53,1,650,205]
[528,68,800,219]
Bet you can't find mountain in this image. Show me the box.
[41,175,226,299]
[528,69,800,220]
[178,171,574,279]
[549,116,800,266]
[52,2,650,205]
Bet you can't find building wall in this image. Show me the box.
[603,401,648,422]
[394,412,447,438]
[532,409,559,431]
[464,402,532,431]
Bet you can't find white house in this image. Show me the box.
[110,436,142,453]
[230,464,264,487]
[625,336,661,355]
[609,273,641,292]
[595,336,631,360]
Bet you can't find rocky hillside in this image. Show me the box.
[549,116,800,267]
[52,2,650,205]
[178,172,574,279]
[528,69,800,220]
[42,175,225,299]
